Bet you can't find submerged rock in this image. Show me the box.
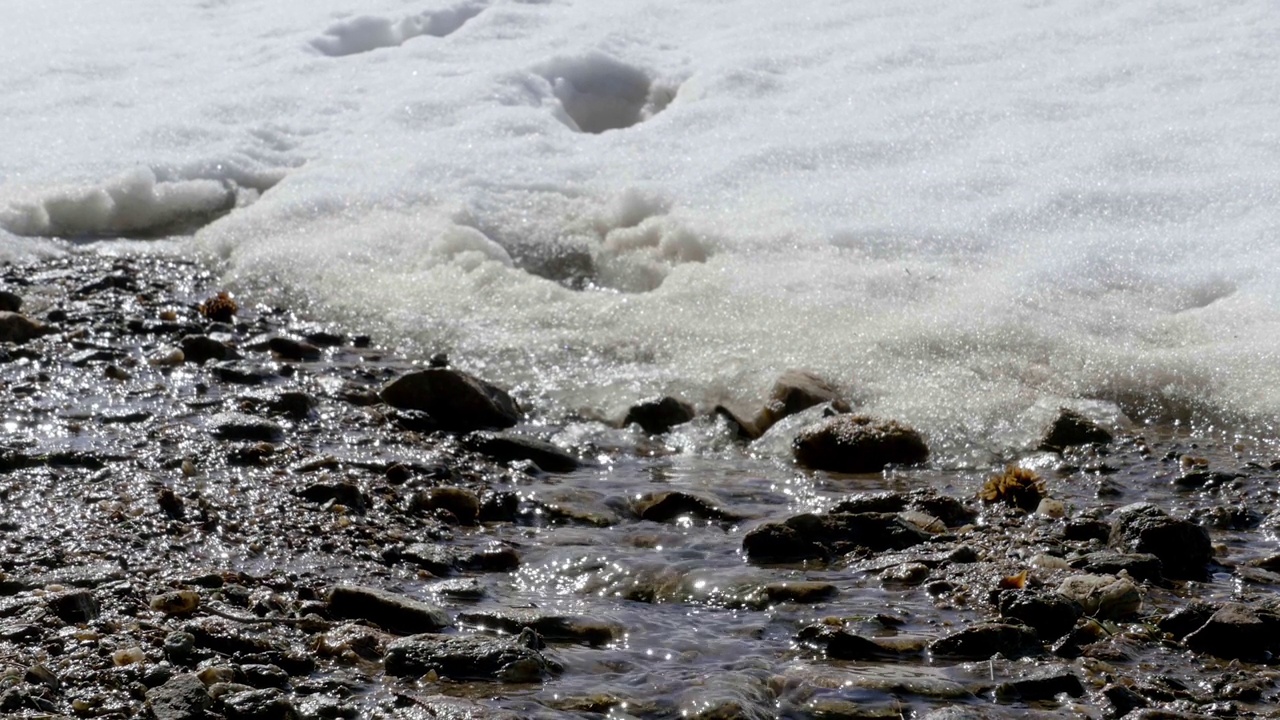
[380,368,519,432]
[742,511,931,563]
[995,671,1086,702]
[462,431,579,472]
[180,334,237,364]
[793,415,928,473]
[931,622,1042,660]
[456,608,621,646]
[384,630,557,682]
[632,491,744,523]
[1039,408,1112,450]
[622,396,696,434]
[1108,503,1213,578]
[326,585,449,634]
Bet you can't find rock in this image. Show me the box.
[147,673,212,720]
[462,431,579,472]
[755,369,849,432]
[796,625,904,660]
[213,362,276,385]
[1157,601,1219,639]
[793,415,928,473]
[1055,574,1141,619]
[1039,408,1112,450]
[830,491,908,514]
[413,487,480,525]
[221,688,299,720]
[1102,684,1148,716]
[48,588,99,623]
[995,671,1086,701]
[743,511,931,563]
[384,630,557,682]
[395,542,520,575]
[0,311,42,343]
[380,368,519,432]
[267,391,316,420]
[267,336,321,361]
[1183,603,1280,660]
[714,403,762,440]
[296,481,367,512]
[1108,503,1213,578]
[326,585,449,634]
[456,608,621,646]
[632,491,743,523]
[1061,518,1110,542]
[0,291,21,312]
[180,335,237,364]
[623,396,696,434]
[164,631,197,664]
[210,412,284,443]
[930,622,1043,660]
[997,590,1082,641]
[1076,551,1163,582]
[762,581,837,604]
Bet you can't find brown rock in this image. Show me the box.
[380,368,519,432]
[0,311,42,343]
[754,369,849,431]
[793,415,928,473]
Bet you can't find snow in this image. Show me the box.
[3,0,1279,456]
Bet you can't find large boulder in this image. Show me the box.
[380,368,519,432]
[1108,503,1213,579]
[793,415,928,473]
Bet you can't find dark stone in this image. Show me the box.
[211,412,284,443]
[380,368,520,432]
[394,543,520,575]
[413,487,480,525]
[158,488,186,520]
[1039,408,1112,450]
[0,291,21,312]
[763,581,837,604]
[479,490,520,523]
[0,311,43,343]
[213,362,276,386]
[830,491,907,514]
[1077,551,1163,582]
[995,671,1085,701]
[743,511,930,563]
[1184,603,1280,660]
[462,431,579,472]
[267,336,321,361]
[164,631,197,664]
[793,415,928,473]
[48,589,100,623]
[326,585,449,634]
[632,491,743,523]
[147,673,212,720]
[1102,684,1149,716]
[267,391,316,420]
[456,608,621,646]
[389,408,438,433]
[384,631,557,682]
[297,481,367,512]
[1158,601,1220,640]
[714,403,762,440]
[221,688,299,720]
[1062,518,1110,542]
[1109,503,1213,578]
[623,396,696,434]
[931,622,1042,660]
[180,335,237,364]
[997,590,1082,641]
[796,625,893,660]
[755,369,849,432]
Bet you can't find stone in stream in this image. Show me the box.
[392,542,520,575]
[462,430,579,472]
[1055,573,1141,620]
[412,486,481,525]
[380,368,520,432]
[384,630,558,682]
[0,290,21,312]
[996,590,1082,641]
[210,412,284,443]
[756,369,850,431]
[793,415,928,473]
[1039,407,1112,450]
[146,673,212,720]
[48,589,100,623]
[632,491,744,523]
[1108,503,1213,578]
[266,336,321,361]
[326,585,449,634]
[796,625,917,660]
[1183,603,1280,661]
[1157,601,1219,639]
[456,608,621,646]
[622,396,696,434]
[296,481,367,512]
[0,311,43,343]
[1075,551,1163,582]
[930,622,1043,660]
[220,688,299,720]
[180,334,238,364]
[995,670,1086,702]
[742,511,931,563]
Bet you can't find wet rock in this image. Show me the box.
[763,581,837,604]
[267,336,321,361]
[623,396,696,434]
[1061,518,1110,542]
[881,562,930,585]
[326,585,449,634]
[413,487,480,525]
[759,369,849,428]
[997,590,1082,641]
[266,391,316,420]
[714,403,762,440]
[931,622,1042,660]
[147,673,212,720]
[830,491,907,514]
[384,630,557,682]
[743,511,930,563]
[793,415,928,473]
[633,491,744,523]
[0,311,43,343]
[1157,601,1219,639]
[380,368,520,432]
[1039,408,1112,450]
[462,431,579,472]
[1055,573,1141,619]
[995,671,1086,701]
[395,542,520,575]
[164,631,198,664]
[0,290,21,312]
[796,625,904,660]
[213,361,277,385]
[221,688,299,720]
[1108,503,1213,578]
[1102,684,1148,716]
[1076,551,1163,582]
[297,481,367,511]
[211,412,284,443]
[1183,603,1280,660]
[457,608,620,646]
[180,335,237,364]
[48,588,100,623]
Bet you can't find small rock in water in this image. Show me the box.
[742,511,930,563]
[384,631,557,682]
[220,687,299,720]
[0,290,22,312]
[326,585,449,634]
[462,431,579,472]
[995,670,1086,701]
[0,311,42,343]
[180,334,237,364]
[793,414,928,473]
[1183,603,1280,661]
[267,336,321,361]
[997,590,1082,641]
[48,589,100,623]
[1108,502,1213,578]
[211,412,284,443]
[1055,573,1141,619]
[412,487,481,525]
[632,491,743,523]
[1076,551,1163,582]
[380,367,520,432]
[622,396,696,434]
[150,590,200,616]
[931,622,1043,660]
[1039,407,1113,450]
[754,369,850,433]
[456,608,621,646]
[146,673,212,720]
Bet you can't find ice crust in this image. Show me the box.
[2,0,1279,455]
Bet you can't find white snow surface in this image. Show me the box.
[4,0,1280,455]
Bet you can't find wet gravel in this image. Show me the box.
[2,249,1280,718]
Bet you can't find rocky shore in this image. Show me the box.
[1,249,1280,718]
